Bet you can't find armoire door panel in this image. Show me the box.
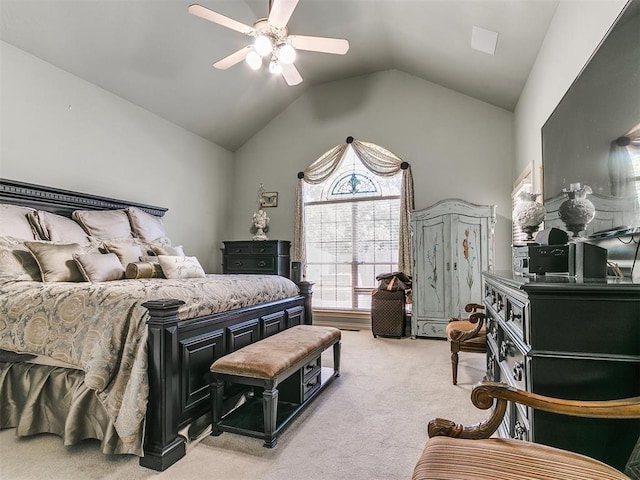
[453,215,487,318]
[416,217,447,318]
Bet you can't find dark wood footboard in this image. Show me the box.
[141,293,312,471]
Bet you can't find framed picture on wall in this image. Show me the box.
[260,192,278,208]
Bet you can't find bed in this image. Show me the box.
[0,178,313,471]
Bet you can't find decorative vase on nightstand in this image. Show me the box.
[558,183,595,238]
[513,191,546,242]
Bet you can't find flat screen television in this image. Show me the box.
[542,0,640,238]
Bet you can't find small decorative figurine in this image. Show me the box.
[252,208,269,241]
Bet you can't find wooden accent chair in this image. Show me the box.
[412,381,640,480]
[446,303,486,385]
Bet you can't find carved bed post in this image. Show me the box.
[297,281,314,324]
[140,299,186,471]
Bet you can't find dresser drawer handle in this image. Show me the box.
[306,364,315,370]
[234,260,243,266]
[257,260,267,267]
[513,421,526,440]
[500,340,511,360]
[513,361,524,382]
[509,311,522,322]
[306,382,317,388]
[259,248,266,253]
[234,248,242,253]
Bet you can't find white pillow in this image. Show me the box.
[126,207,168,242]
[157,255,205,279]
[74,252,125,282]
[0,204,37,240]
[72,209,132,239]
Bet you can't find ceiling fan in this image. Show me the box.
[188,0,349,86]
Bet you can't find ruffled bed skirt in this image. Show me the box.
[0,361,143,456]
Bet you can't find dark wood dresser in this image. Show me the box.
[483,270,640,471]
[222,240,291,278]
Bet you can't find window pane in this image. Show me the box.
[303,147,402,311]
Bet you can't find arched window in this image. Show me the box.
[299,142,408,311]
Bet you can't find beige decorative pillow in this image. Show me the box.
[25,241,86,282]
[126,207,168,242]
[157,255,206,279]
[28,210,89,243]
[0,237,42,281]
[125,261,165,279]
[74,253,125,282]
[0,204,37,240]
[151,245,185,256]
[102,239,144,267]
[72,209,132,239]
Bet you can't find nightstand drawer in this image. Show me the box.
[222,240,291,277]
[225,256,275,273]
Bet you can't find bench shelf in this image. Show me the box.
[217,365,337,442]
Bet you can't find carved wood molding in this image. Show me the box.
[0,178,167,217]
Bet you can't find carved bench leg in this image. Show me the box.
[210,376,225,436]
[263,382,279,448]
[333,341,341,377]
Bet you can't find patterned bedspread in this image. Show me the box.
[0,274,299,452]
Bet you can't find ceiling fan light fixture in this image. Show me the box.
[254,34,273,57]
[277,43,296,64]
[246,50,262,70]
[269,60,283,75]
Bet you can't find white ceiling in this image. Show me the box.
[0,0,559,151]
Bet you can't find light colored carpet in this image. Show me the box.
[0,330,487,480]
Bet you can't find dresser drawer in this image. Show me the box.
[250,243,276,255]
[499,328,527,391]
[506,297,526,342]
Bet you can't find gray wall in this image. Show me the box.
[231,69,514,271]
[0,42,233,272]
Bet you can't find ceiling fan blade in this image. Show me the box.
[268,0,299,29]
[213,46,252,70]
[288,35,349,55]
[188,4,254,35]
[281,63,303,86]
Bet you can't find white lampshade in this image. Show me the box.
[246,50,262,70]
[254,35,273,57]
[278,44,296,64]
[269,61,282,75]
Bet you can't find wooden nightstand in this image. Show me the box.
[222,240,291,277]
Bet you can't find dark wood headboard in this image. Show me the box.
[0,178,167,218]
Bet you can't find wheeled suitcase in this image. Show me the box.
[371,289,406,338]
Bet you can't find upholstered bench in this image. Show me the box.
[210,325,341,447]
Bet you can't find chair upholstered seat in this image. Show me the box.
[412,436,629,480]
[445,320,487,340]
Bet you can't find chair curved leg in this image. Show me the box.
[450,341,460,385]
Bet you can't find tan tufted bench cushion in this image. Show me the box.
[412,436,629,480]
[211,325,341,379]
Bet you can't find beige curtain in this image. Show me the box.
[293,137,414,276]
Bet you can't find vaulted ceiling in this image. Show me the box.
[1,0,559,151]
